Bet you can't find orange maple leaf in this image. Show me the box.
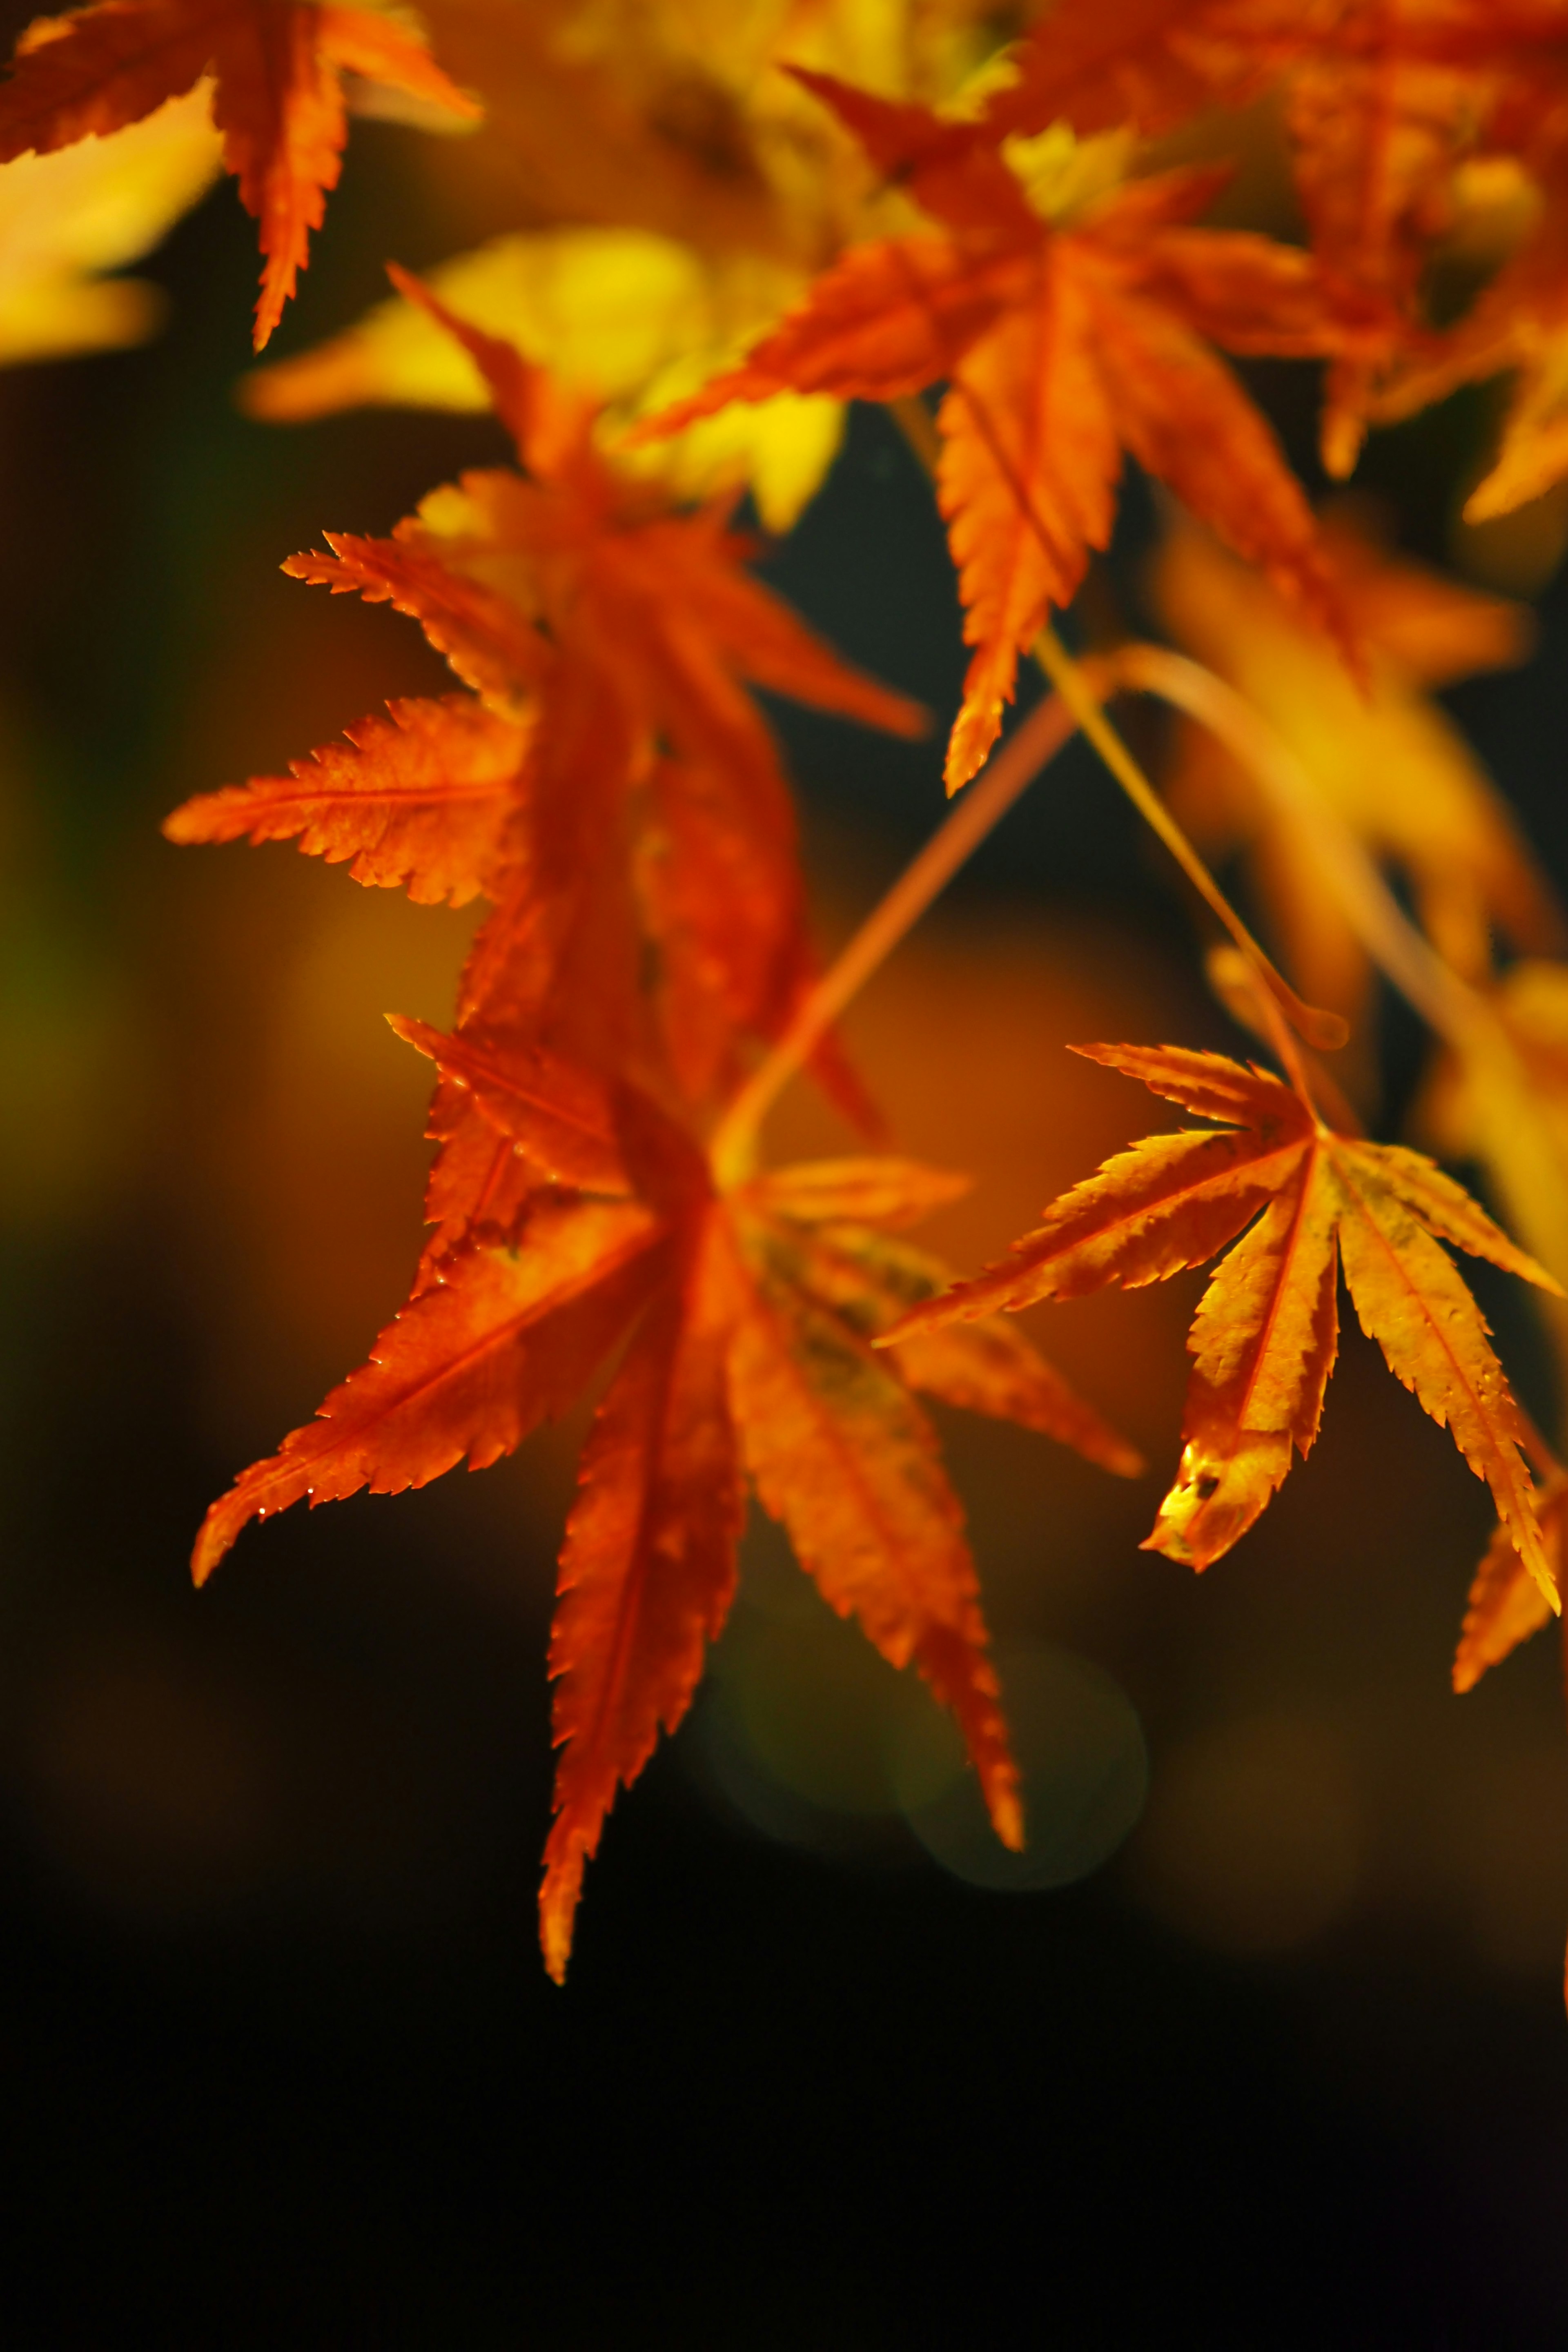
[167,273,924,1278]
[641,70,1361,790]
[986,1,1568,471]
[1453,1472,1565,1693]
[163,693,528,905]
[890,1043,1564,1589]
[259,270,921,1115]
[980,0,1303,143]
[1150,510,1560,1071]
[189,1026,1141,1978]
[0,0,479,346]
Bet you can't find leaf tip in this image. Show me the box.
[1138,1523,1207,1571]
[190,1509,232,1589]
[539,1857,582,1985]
[991,1784,1026,1854]
[385,1011,435,1058]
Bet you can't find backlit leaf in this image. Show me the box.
[642,77,1356,787]
[0,0,477,345]
[163,694,528,906]
[890,1043,1562,1588]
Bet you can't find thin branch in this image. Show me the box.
[708,683,1087,1182]
[1115,639,1568,1477]
[884,396,1346,1081]
[1031,624,1334,1108]
[1111,642,1481,1049]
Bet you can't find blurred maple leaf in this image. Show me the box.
[0,0,478,345]
[187,1028,1139,1978]
[891,1043,1564,1584]
[1150,509,1564,1087]
[982,0,1565,471]
[0,80,219,363]
[1418,959,1568,1310]
[236,4,1031,525]
[241,226,845,532]
[1453,1472,1564,1692]
[1373,185,1568,521]
[643,70,1366,789]
[416,0,1004,269]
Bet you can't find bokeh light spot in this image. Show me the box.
[1129,1713,1361,1955]
[889,1641,1148,1893]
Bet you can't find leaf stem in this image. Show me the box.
[708,683,1087,1183]
[1111,643,1479,1047]
[884,395,1347,1080]
[1114,639,1568,1403]
[1030,623,1332,1107]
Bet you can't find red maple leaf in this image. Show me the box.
[189,1026,1141,1978]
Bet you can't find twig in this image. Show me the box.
[708,683,1087,1181]
[885,396,1347,1087]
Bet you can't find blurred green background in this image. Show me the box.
[2,68,1568,2347]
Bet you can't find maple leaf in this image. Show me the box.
[1150,510,1563,1074]
[236,267,922,1132]
[163,693,528,906]
[889,1042,1564,1589]
[640,69,1360,790]
[241,225,843,531]
[191,1026,1140,1978]
[0,0,479,346]
[1453,1471,1565,1692]
[413,0,1003,276]
[1417,958,1568,1306]
[0,80,219,364]
[1372,181,1568,519]
[985,1,1510,471]
[980,0,1306,145]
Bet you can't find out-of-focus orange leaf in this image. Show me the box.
[0,0,477,345]
[981,0,1299,143]
[0,81,220,363]
[1152,512,1560,1072]
[984,2,1535,468]
[1416,958,1568,1314]
[1374,189,1568,520]
[1454,1476,1565,1692]
[891,1043,1563,1585]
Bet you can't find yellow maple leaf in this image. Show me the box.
[1371,179,1568,529]
[1419,960,1568,1308]
[0,82,220,365]
[891,1043,1563,1594]
[1151,508,1564,1087]
[1452,1473,1565,1695]
[242,227,843,531]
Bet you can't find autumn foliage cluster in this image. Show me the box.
[12,0,1568,1985]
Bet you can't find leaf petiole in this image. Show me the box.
[885,394,1347,1094]
[708,681,1089,1182]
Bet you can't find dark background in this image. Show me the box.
[0,87,1567,2349]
